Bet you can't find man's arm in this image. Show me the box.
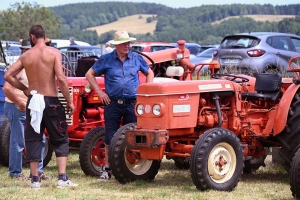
[2,71,26,111]
[144,68,154,83]
[4,58,28,92]
[85,68,110,105]
[53,50,75,115]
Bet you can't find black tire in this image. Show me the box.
[263,65,279,74]
[109,123,161,184]
[190,128,244,191]
[290,148,300,199]
[276,90,300,172]
[79,126,106,176]
[0,119,10,166]
[0,118,52,167]
[42,138,53,168]
[173,157,190,170]
[0,122,3,166]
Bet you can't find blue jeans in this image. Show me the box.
[4,102,45,177]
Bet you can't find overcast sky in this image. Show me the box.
[1,0,300,10]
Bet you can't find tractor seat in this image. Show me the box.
[242,73,282,101]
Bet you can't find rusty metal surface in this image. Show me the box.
[126,129,169,148]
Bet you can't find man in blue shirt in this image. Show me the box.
[85,30,154,180]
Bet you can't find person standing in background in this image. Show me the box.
[104,42,113,54]
[69,37,77,45]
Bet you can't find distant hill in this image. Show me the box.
[212,15,295,25]
[86,14,157,35]
[86,14,295,36]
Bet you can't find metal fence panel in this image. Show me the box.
[61,50,99,77]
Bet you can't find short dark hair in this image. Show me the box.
[29,25,45,39]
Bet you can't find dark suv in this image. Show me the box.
[212,32,300,75]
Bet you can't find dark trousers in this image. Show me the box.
[104,99,136,145]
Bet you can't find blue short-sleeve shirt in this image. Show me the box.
[91,50,149,100]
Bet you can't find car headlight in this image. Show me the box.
[136,104,144,115]
[84,83,91,93]
[152,104,161,116]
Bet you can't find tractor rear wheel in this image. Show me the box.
[290,148,300,199]
[109,123,161,184]
[0,119,9,166]
[0,118,53,167]
[190,128,244,191]
[79,127,106,176]
[276,90,300,172]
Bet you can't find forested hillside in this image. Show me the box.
[49,2,300,45]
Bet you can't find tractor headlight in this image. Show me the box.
[136,104,144,115]
[152,104,161,116]
[84,83,92,93]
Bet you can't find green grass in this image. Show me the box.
[0,153,294,200]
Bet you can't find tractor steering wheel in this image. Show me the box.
[132,50,156,71]
[211,74,249,83]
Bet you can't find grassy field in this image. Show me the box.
[86,14,157,35]
[212,14,295,25]
[0,151,295,200]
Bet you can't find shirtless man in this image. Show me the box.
[4,25,78,189]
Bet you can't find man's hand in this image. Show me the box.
[97,90,111,105]
[17,101,26,112]
[66,102,75,118]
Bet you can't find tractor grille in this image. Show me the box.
[58,87,73,125]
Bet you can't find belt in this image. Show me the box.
[111,99,136,105]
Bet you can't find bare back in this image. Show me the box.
[20,43,64,96]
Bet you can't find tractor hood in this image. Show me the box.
[137,79,235,96]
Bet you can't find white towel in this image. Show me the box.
[28,90,45,134]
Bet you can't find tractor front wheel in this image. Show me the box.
[190,128,244,191]
[290,148,300,199]
[109,123,161,184]
[79,127,106,176]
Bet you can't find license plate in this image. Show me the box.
[223,59,239,64]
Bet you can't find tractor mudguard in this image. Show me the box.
[273,84,300,136]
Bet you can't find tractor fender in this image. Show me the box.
[273,84,300,136]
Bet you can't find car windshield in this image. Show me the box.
[196,48,216,58]
[131,46,144,52]
[221,36,259,48]
[81,47,101,57]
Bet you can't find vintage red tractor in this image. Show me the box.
[104,53,300,199]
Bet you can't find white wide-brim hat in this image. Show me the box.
[108,30,136,45]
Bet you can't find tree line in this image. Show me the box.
[1,2,300,45]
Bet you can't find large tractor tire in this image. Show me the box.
[79,127,106,176]
[290,148,300,199]
[0,122,3,166]
[0,118,53,167]
[42,137,53,168]
[109,123,161,184]
[0,119,9,166]
[276,89,300,172]
[190,128,244,191]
